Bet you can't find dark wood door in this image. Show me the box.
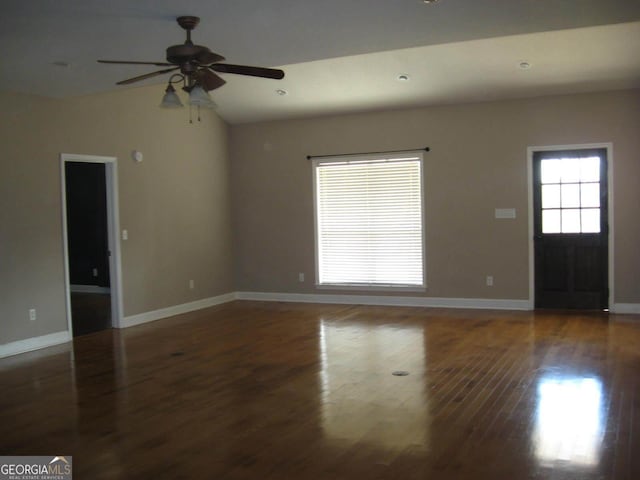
[533,148,608,310]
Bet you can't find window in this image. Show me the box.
[539,156,602,234]
[313,153,425,289]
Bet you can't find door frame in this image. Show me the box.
[527,143,614,310]
[60,153,124,332]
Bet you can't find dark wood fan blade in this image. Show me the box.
[210,63,285,80]
[195,49,226,65]
[99,60,175,66]
[116,67,180,85]
[200,69,227,91]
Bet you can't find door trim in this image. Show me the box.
[527,143,614,310]
[60,153,124,332]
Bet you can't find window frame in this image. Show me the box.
[312,152,426,292]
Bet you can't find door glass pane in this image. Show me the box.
[561,184,580,208]
[538,153,605,236]
[562,209,581,233]
[581,183,600,208]
[561,158,581,183]
[542,209,561,234]
[542,185,561,208]
[541,159,562,184]
[580,157,600,182]
[581,209,600,233]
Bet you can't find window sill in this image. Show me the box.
[316,283,426,293]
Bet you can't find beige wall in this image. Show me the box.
[230,90,640,303]
[1,87,638,348]
[0,86,234,345]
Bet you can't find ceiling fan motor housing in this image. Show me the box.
[166,44,208,65]
[99,14,284,90]
[166,17,221,70]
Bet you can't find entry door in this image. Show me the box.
[533,148,608,310]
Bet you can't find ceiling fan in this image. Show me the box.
[98,16,284,95]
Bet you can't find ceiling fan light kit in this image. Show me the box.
[159,83,184,108]
[188,85,216,108]
[99,16,285,122]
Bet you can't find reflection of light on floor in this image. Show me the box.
[318,321,428,450]
[534,377,603,467]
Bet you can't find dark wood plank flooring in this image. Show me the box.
[70,292,111,336]
[0,301,638,479]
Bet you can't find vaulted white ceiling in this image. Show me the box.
[1,0,639,124]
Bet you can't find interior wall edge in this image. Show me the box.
[236,291,531,311]
[4,295,638,359]
[0,331,71,359]
[611,303,640,315]
[120,291,238,328]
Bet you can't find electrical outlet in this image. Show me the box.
[486,276,494,287]
[29,309,36,321]
[189,279,195,290]
[298,272,305,282]
[92,268,98,277]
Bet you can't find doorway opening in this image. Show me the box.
[61,154,123,336]
[529,146,611,310]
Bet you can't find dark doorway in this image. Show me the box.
[65,162,112,336]
[533,148,609,310]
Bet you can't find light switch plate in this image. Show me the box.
[495,208,516,219]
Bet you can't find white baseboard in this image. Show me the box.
[236,291,531,311]
[120,292,237,328]
[3,295,634,359]
[0,331,72,359]
[71,284,111,294]
[611,303,640,315]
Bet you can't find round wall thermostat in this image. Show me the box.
[132,150,143,162]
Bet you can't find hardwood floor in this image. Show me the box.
[70,292,111,336]
[0,301,638,479]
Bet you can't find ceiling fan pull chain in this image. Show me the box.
[197,105,202,122]
[189,104,193,124]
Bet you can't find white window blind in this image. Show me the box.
[313,154,425,288]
